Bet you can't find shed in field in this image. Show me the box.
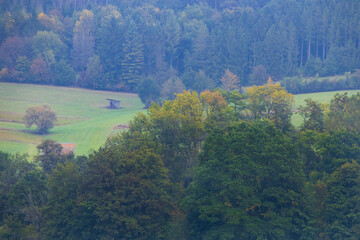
[107,99,121,109]
[60,143,76,155]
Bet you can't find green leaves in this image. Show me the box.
[74,139,175,239]
[324,161,360,239]
[184,120,307,239]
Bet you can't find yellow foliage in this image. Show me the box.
[246,80,294,130]
[38,12,63,32]
[38,12,45,19]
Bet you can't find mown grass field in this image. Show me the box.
[0,82,145,156]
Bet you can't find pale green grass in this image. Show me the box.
[292,89,360,127]
[0,82,144,155]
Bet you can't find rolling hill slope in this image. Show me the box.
[0,82,145,156]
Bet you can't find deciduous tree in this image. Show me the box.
[183,120,308,239]
[35,140,71,175]
[137,77,160,108]
[32,31,67,61]
[249,64,268,85]
[76,139,175,239]
[161,77,186,100]
[246,78,294,131]
[221,69,240,91]
[324,161,360,239]
[298,98,325,131]
[23,105,57,134]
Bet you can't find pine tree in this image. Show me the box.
[71,10,95,71]
[121,20,144,91]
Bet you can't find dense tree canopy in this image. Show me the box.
[0,0,359,94]
[2,91,360,239]
[1,0,360,238]
[183,120,308,239]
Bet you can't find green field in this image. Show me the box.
[1,83,359,156]
[0,82,145,156]
[292,89,360,126]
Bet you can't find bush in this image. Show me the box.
[281,72,360,94]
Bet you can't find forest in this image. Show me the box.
[1,85,360,239]
[0,0,360,98]
[1,0,360,239]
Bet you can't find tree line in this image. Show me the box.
[1,85,360,239]
[0,0,360,96]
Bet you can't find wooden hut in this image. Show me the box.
[107,99,121,109]
[60,143,76,155]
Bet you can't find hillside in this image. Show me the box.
[0,82,144,156]
[1,0,359,95]
[1,82,359,155]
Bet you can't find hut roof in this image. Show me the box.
[60,143,76,155]
[106,99,120,103]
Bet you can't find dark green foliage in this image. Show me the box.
[0,152,47,239]
[53,59,76,86]
[304,58,322,77]
[137,77,160,108]
[82,54,104,89]
[14,56,31,82]
[314,131,360,175]
[71,10,95,71]
[35,140,73,174]
[324,162,360,239]
[42,162,81,239]
[95,6,126,89]
[183,120,308,239]
[1,0,360,94]
[76,138,175,239]
[121,20,144,91]
[326,93,360,132]
[32,31,67,62]
[282,73,360,94]
[249,65,268,86]
[298,98,324,131]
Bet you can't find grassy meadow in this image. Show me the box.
[0,82,145,156]
[1,82,359,156]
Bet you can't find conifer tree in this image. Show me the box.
[121,20,144,91]
[71,10,95,71]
